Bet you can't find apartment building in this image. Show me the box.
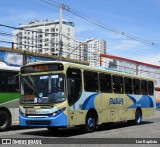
[12,20,106,66]
[12,20,75,57]
[75,39,107,67]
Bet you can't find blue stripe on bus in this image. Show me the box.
[128,95,154,108]
[127,95,136,104]
[82,93,99,110]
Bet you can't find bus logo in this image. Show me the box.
[109,98,123,105]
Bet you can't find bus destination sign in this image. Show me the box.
[21,63,64,73]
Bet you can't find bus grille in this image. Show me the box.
[26,120,51,125]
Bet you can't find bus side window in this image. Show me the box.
[67,68,82,106]
[0,71,19,92]
[133,79,141,95]
[99,73,112,93]
[141,80,148,95]
[148,81,154,95]
[124,77,133,94]
[113,75,123,94]
[84,71,98,92]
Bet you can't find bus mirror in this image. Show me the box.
[15,88,20,92]
[14,73,20,77]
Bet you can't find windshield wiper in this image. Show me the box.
[23,77,38,92]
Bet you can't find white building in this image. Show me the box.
[75,39,107,67]
[12,20,106,66]
[12,20,75,57]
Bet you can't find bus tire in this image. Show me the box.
[135,109,142,125]
[0,111,11,132]
[83,113,97,133]
[127,109,142,125]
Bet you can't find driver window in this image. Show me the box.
[67,68,82,106]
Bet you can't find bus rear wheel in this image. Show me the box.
[127,109,142,125]
[83,113,97,133]
[0,111,11,132]
[135,109,142,125]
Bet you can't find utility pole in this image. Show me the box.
[59,4,63,58]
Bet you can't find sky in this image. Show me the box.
[0,0,160,65]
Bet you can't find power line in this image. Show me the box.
[0,23,58,36]
[40,0,160,48]
[1,30,160,61]
[0,38,160,76]
[1,27,160,60]
[0,23,88,57]
[0,38,82,58]
[0,30,79,53]
[0,22,78,43]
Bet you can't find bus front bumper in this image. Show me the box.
[19,112,68,127]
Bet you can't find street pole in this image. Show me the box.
[136,64,139,75]
[59,4,63,58]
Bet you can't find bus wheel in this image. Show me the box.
[0,111,11,132]
[47,126,59,132]
[84,113,97,133]
[135,109,142,125]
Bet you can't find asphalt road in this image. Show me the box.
[1,111,160,146]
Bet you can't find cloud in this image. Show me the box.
[75,25,94,33]
[109,39,142,51]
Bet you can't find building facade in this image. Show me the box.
[12,20,75,57]
[12,20,106,67]
[75,39,107,67]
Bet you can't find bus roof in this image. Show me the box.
[22,61,155,81]
[0,62,20,71]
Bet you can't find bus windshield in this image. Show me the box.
[20,74,65,104]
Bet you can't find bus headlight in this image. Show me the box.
[53,107,66,117]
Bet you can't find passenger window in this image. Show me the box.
[67,68,82,106]
[124,77,133,94]
[141,80,148,95]
[148,81,154,95]
[133,79,141,95]
[0,71,19,92]
[84,71,98,92]
[99,73,112,93]
[113,75,123,94]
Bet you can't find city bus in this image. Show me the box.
[19,61,155,133]
[0,62,20,131]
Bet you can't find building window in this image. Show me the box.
[45,29,49,32]
[45,34,49,37]
[50,28,55,32]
